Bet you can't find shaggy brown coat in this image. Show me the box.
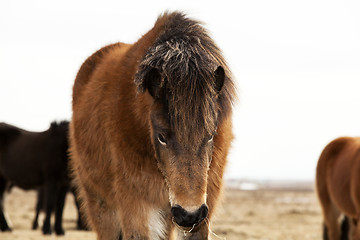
[70,11,235,240]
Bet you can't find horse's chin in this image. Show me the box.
[171,217,202,234]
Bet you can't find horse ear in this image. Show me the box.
[142,67,162,98]
[135,65,162,98]
[214,66,225,93]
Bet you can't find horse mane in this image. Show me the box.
[135,12,236,143]
[49,121,69,134]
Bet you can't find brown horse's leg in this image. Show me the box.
[71,186,87,230]
[317,174,341,240]
[82,188,121,240]
[351,219,360,240]
[119,206,155,240]
[323,204,341,240]
[116,202,173,240]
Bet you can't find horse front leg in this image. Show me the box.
[42,182,60,235]
[32,187,44,230]
[81,184,122,240]
[124,206,176,240]
[0,175,11,232]
[54,184,68,235]
[118,201,172,240]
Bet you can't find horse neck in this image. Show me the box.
[102,16,171,165]
[103,56,154,161]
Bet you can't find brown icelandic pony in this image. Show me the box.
[69,11,235,240]
[316,137,360,240]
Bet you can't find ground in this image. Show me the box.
[1,187,323,240]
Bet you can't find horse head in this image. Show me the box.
[137,58,226,229]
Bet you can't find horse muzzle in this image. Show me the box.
[171,204,208,228]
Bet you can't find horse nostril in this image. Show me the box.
[171,204,208,228]
[198,204,208,223]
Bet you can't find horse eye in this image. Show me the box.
[208,135,214,143]
[157,134,167,145]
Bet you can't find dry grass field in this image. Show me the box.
[1,184,323,240]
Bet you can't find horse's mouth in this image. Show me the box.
[171,217,200,234]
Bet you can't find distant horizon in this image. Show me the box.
[225,178,315,192]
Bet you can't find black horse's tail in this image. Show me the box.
[323,216,349,240]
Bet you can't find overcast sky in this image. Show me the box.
[1,0,359,180]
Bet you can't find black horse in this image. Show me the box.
[0,121,84,235]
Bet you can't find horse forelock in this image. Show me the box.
[136,12,234,145]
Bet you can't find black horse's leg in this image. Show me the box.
[340,216,349,240]
[32,187,44,230]
[54,184,68,235]
[42,182,59,235]
[0,176,11,232]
